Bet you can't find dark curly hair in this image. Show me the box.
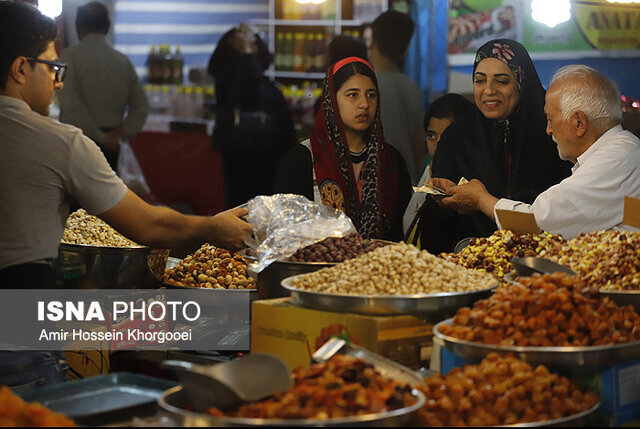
[0,1,57,90]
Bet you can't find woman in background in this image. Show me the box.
[275,57,411,241]
[208,24,296,208]
[420,39,572,254]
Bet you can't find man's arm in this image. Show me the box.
[98,190,252,251]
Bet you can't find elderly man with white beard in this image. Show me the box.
[429,65,640,239]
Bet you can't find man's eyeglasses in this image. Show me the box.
[25,58,67,83]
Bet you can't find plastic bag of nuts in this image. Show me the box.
[286,233,388,263]
[439,272,640,346]
[415,353,599,426]
[163,244,255,289]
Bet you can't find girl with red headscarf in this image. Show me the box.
[275,57,411,240]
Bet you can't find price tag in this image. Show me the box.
[623,196,640,228]
[495,209,541,234]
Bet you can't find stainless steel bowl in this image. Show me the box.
[53,243,168,289]
[499,401,599,427]
[434,318,640,370]
[158,385,425,427]
[599,289,640,313]
[240,250,334,299]
[282,275,497,318]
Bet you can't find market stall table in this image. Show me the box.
[130,130,225,215]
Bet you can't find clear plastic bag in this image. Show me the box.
[245,194,356,272]
[117,140,151,195]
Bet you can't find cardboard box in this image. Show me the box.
[64,323,110,380]
[251,298,433,371]
[439,346,640,426]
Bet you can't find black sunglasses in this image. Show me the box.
[25,58,67,83]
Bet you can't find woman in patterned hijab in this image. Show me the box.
[417,39,572,254]
[275,57,411,240]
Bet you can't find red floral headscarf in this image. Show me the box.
[308,57,400,239]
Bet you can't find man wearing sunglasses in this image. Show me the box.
[58,1,149,170]
[0,0,253,289]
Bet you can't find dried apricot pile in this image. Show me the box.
[416,353,598,426]
[439,272,640,346]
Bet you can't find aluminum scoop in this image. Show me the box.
[511,256,576,277]
[312,338,425,388]
[162,353,292,411]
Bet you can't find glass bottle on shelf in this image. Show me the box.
[275,32,285,70]
[281,0,292,19]
[283,32,294,71]
[322,0,336,20]
[158,45,173,84]
[293,32,306,72]
[172,45,184,84]
[314,33,326,73]
[291,0,302,20]
[304,32,315,73]
[147,44,160,84]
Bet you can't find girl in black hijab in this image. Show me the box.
[418,39,572,254]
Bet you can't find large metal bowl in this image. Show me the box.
[599,289,640,313]
[158,385,425,427]
[53,243,168,289]
[240,250,335,299]
[281,275,497,318]
[434,318,640,370]
[500,401,600,427]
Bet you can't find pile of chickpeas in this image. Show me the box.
[439,272,640,346]
[416,353,599,426]
[62,209,141,248]
[289,242,496,296]
[163,244,255,289]
[286,233,387,263]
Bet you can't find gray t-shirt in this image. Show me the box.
[0,96,127,269]
[376,70,424,183]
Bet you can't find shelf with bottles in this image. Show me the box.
[251,19,365,26]
[273,0,385,22]
[144,84,215,120]
[147,44,184,85]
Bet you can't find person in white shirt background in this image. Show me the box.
[430,65,640,239]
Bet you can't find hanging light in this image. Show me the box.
[531,0,571,28]
[295,0,327,4]
[38,0,62,18]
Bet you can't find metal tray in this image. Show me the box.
[434,318,640,370]
[19,373,177,426]
[500,401,600,427]
[599,289,640,313]
[281,274,497,317]
[159,385,425,427]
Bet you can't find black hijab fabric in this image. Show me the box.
[419,39,572,254]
